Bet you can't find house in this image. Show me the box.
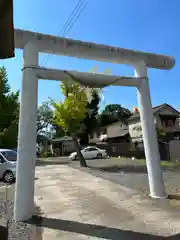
[89,126,107,144]
[106,120,130,143]
[128,103,180,143]
[51,136,75,156]
[89,120,130,144]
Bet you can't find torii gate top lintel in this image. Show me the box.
[15,29,175,70]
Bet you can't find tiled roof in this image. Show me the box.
[129,103,179,121]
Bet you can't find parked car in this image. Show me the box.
[69,146,107,160]
[0,149,17,183]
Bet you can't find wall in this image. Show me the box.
[97,142,145,159]
[128,119,143,142]
[52,140,76,156]
[107,121,128,138]
[154,115,162,128]
[97,141,169,161]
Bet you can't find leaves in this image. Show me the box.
[99,104,131,126]
[50,80,89,136]
[37,101,53,133]
[0,66,19,148]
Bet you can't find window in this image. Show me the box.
[133,126,142,132]
[163,120,174,127]
[85,147,97,152]
[167,120,174,127]
[1,150,17,161]
[0,154,5,162]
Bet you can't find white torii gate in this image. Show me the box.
[14,29,175,221]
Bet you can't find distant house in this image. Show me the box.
[106,120,130,143]
[51,136,75,156]
[128,103,180,143]
[89,120,130,144]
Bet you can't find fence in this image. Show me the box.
[97,142,145,159]
[169,140,180,162]
[97,141,170,160]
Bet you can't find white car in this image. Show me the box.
[0,149,17,183]
[69,146,107,160]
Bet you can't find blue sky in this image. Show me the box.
[0,0,179,111]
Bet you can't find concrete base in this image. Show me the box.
[149,194,168,200]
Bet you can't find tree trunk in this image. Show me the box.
[79,132,89,147]
[72,136,87,167]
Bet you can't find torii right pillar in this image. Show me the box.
[135,61,167,199]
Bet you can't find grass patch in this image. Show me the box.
[110,157,180,169]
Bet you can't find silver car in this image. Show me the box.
[0,149,17,183]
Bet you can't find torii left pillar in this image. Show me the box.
[14,42,38,221]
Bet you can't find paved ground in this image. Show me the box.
[72,159,180,200]
[34,163,180,239]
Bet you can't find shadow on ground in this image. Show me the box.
[27,216,180,239]
[168,194,180,201]
[0,225,8,240]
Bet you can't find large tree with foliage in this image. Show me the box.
[50,80,90,167]
[99,104,131,126]
[37,101,53,133]
[78,89,100,146]
[37,101,54,147]
[0,66,19,148]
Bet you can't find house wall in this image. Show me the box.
[154,115,162,128]
[89,127,107,143]
[52,140,75,156]
[154,114,179,130]
[154,105,180,129]
[107,121,128,138]
[128,120,143,142]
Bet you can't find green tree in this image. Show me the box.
[37,101,54,144]
[78,89,100,146]
[37,101,53,133]
[0,66,19,148]
[52,124,66,138]
[50,80,89,167]
[156,128,173,143]
[99,104,131,126]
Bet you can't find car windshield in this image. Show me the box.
[1,150,17,162]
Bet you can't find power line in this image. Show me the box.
[58,0,85,36]
[61,1,88,36]
[43,0,88,66]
